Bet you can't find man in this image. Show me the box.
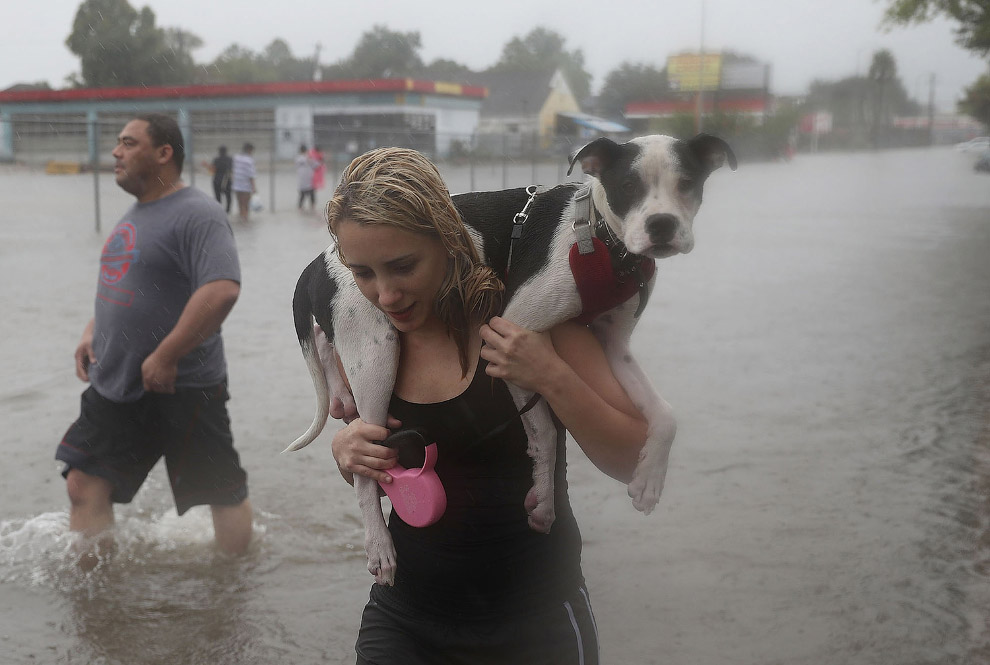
[211,145,233,213]
[56,113,253,559]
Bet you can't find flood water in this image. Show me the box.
[1,146,988,664]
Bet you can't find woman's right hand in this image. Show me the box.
[331,418,399,486]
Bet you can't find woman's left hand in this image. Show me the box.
[479,316,560,393]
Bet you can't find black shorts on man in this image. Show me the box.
[56,383,248,515]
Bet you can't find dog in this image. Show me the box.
[286,133,736,585]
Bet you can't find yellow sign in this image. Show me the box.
[45,160,81,175]
[667,53,723,92]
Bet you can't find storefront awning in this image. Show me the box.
[558,112,630,133]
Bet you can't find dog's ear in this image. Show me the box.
[687,133,738,173]
[567,137,623,177]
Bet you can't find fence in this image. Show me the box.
[1,117,588,232]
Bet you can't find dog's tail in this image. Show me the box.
[283,259,332,453]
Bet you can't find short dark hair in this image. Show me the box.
[134,113,185,174]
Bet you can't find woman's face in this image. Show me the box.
[334,219,450,333]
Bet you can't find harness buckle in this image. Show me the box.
[572,185,595,255]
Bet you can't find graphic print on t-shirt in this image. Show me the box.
[98,222,139,306]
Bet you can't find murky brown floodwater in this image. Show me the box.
[1,146,988,664]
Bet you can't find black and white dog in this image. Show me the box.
[286,134,736,585]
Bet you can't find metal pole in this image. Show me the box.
[469,133,476,192]
[927,72,936,146]
[178,108,193,188]
[696,0,706,133]
[531,131,537,184]
[270,125,276,212]
[87,111,101,234]
[501,133,507,189]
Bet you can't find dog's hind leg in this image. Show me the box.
[590,302,676,514]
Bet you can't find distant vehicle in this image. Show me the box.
[954,137,990,153]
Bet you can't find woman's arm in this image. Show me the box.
[480,317,661,483]
[326,342,399,485]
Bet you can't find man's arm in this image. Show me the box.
[75,318,96,382]
[141,279,240,393]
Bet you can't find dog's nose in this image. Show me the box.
[645,214,679,244]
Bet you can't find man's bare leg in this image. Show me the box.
[65,469,115,569]
[211,499,253,555]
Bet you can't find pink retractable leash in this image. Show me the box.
[378,430,447,528]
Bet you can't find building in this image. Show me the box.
[0,79,487,165]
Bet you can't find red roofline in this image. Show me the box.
[0,79,488,104]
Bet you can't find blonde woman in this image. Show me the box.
[327,147,648,664]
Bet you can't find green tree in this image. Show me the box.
[419,58,475,81]
[490,27,592,102]
[65,0,199,87]
[598,62,668,117]
[329,25,424,79]
[200,39,314,84]
[883,0,990,55]
[959,74,990,128]
[868,48,898,145]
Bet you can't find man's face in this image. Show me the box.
[111,119,167,197]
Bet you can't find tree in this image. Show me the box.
[199,39,314,84]
[959,75,990,129]
[329,25,424,79]
[883,0,990,56]
[598,63,668,117]
[65,0,200,87]
[490,28,592,102]
[419,58,475,81]
[868,49,899,144]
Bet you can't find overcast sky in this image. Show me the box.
[3,0,987,112]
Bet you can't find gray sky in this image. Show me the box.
[3,0,987,112]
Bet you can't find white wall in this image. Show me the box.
[275,105,314,160]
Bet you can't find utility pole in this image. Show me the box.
[927,72,936,146]
[313,43,322,82]
[695,0,706,133]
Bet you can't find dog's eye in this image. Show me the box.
[677,178,694,193]
[621,179,638,194]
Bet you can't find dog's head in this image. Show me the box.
[568,133,736,258]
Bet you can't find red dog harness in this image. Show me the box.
[569,236,655,324]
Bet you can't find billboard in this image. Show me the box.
[667,53,723,92]
[721,62,769,90]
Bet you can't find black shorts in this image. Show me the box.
[355,584,600,665]
[56,383,248,515]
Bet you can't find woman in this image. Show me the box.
[327,147,651,664]
[230,142,256,222]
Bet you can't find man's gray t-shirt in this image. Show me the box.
[90,186,241,402]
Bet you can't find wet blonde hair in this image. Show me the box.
[325,147,504,376]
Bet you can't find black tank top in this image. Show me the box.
[373,358,585,619]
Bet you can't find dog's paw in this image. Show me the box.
[525,486,555,533]
[627,465,665,515]
[366,538,397,587]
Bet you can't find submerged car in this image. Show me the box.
[954,137,990,153]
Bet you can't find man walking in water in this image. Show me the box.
[56,113,253,563]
